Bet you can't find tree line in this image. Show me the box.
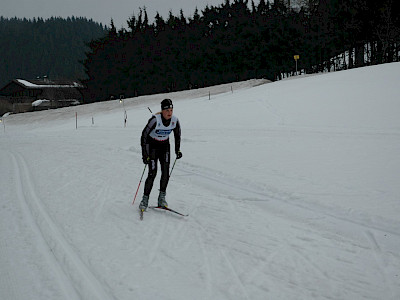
[0,16,107,88]
[82,0,399,102]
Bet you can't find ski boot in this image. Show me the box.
[157,191,168,208]
[139,194,149,211]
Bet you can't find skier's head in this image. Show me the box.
[161,99,173,120]
[161,99,173,110]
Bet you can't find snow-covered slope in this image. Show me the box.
[1,63,400,300]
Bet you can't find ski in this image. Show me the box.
[149,206,188,217]
[139,209,144,220]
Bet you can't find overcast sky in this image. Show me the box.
[1,0,231,29]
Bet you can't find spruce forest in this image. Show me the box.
[1,0,399,103]
[83,0,399,102]
[0,16,107,88]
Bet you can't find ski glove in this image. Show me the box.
[143,156,150,164]
[176,151,183,159]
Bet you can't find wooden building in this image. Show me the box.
[0,78,84,113]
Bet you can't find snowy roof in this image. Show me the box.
[31,99,50,107]
[15,79,84,89]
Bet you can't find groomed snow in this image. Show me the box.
[1,63,400,300]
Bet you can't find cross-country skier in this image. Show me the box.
[139,99,182,211]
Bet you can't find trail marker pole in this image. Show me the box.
[294,55,300,75]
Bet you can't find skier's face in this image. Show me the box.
[162,108,173,120]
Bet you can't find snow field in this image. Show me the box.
[1,62,400,299]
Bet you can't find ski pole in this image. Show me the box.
[169,157,177,178]
[132,164,147,205]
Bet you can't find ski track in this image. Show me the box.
[194,225,214,299]
[147,212,168,264]
[364,230,396,299]
[93,182,110,221]
[176,159,400,239]
[4,129,399,300]
[171,158,400,299]
[0,224,28,300]
[11,151,80,300]
[220,249,251,300]
[11,151,117,300]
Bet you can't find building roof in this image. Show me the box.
[15,79,84,89]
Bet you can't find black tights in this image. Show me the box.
[143,143,170,196]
